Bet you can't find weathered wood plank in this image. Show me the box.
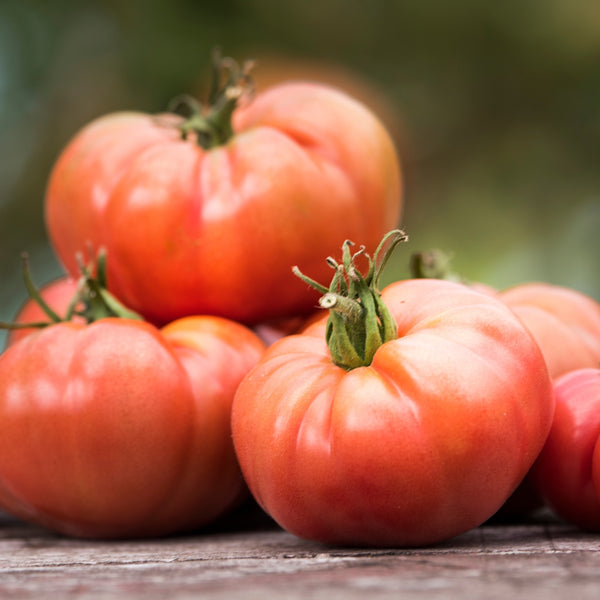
[1,507,599,599]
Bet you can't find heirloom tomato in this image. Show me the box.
[0,259,266,539]
[232,232,554,547]
[45,52,402,326]
[493,283,600,518]
[410,252,600,521]
[532,368,600,531]
[411,251,600,379]
[498,284,600,379]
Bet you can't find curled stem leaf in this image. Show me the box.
[293,229,409,369]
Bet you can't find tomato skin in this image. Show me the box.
[0,315,265,539]
[45,83,402,326]
[531,368,600,530]
[482,284,600,520]
[232,279,554,547]
[498,283,600,379]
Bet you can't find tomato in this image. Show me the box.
[223,52,404,145]
[232,235,554,547]
[412,253,600,521]
[0,314,266,539]
[411,252,600,380]
[531,368,600,531]
[498,283,600,379]
[45,54,402,326]
[486,284,600,520]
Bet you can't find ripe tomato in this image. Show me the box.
[531,368,600,531]
[498,283,600,379]
[411,252,600,380]
[486,283,600,520]
[45,55,402,326]
[410,251,600,522]
[0,314,266,539]
[227,52,404,145]
[232,237,554,547]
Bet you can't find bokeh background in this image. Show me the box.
[1,0,599,343]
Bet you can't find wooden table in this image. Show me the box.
[1,504,599,599]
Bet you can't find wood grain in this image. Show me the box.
[1,506,599,599]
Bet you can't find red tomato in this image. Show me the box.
[45,64,402,326]
[531,368,600,530]
[232,278,554,547]
[410,252,600,522]
[498,284,600,379]
[0,315,266,539]
[486,283,600,521]
[411,252,600,380]
[6,276,79,347]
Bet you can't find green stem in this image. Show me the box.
[75,250,144,323]
[21,253,62,323]
[0,320,53,331]
[0,249,143,334]
[293,230,409,370]
[169,48,255,149]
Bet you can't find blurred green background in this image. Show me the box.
[1,0,599,343]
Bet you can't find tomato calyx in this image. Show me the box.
[294,230,408,370]
[73,249,144,323]
[0,250,143,332]
[169,48,255,149]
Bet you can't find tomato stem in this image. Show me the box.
[75,251,145,323]
[0,249,143,333]
[21,253,63,324]
[294,230,408,370]
[169,48,255,149]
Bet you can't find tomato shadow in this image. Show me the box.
[196,496,280,536]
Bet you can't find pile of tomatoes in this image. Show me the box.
[1,52,599,546]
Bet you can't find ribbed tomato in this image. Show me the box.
[532,368,600,530]
[45,53,401,326]
[498,283,600,379]
[232,234,554,546]
[0,256,266,539]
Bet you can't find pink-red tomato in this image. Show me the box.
[45,82,402,326]
[411,252,600,381]
[231,278,554,547]
[498,283,600,379]
[532,368,600,530]
[222,52,405,148]
[410,256,600,521]
[0,315,266,539]
[485,284,600,520]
